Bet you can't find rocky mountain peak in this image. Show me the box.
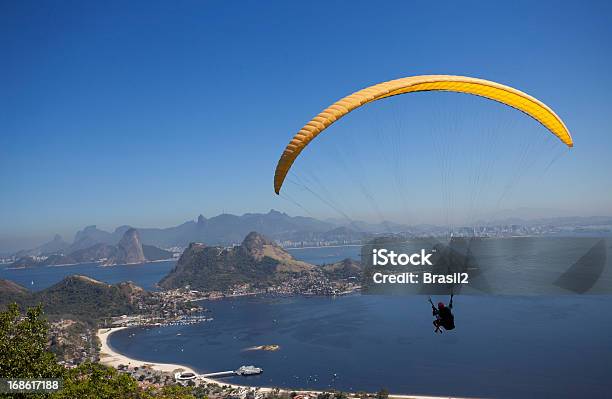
[178,242,206,260]
[117,228,145,264]
[117,281,147,302]
[241,231,276,259]
[159,231,314,291]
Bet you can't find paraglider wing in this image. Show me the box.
[274,75,573,194]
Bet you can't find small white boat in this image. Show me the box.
[235,365,263,376]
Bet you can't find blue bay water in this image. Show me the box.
[109,294,612,398]
[0,260,176,291]
[286,246,361,266]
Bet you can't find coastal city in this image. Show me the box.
[44,276,361,370]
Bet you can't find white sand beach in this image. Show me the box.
[97,327,196,374]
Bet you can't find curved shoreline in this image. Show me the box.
[97,327,466,399]
[98,327,197,374]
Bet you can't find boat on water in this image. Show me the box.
[235,365,263,376]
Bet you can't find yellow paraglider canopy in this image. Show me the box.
[274,75,573,194]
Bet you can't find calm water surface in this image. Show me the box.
[0,260,176,291]
[286,246,361,265]
[109,294,612,398]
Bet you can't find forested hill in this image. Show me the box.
[0,276,149,321]
[158,231,364,292]
[158,231,315,291]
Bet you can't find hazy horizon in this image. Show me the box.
[2,207,612,254]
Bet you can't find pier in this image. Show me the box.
[201,370,236,378]
[176,365,263,382]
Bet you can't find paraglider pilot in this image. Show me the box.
[430,294,455,333]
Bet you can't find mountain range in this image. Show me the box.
[10,228,172,268]
[12,210,381,257]
[8,210,612,258]
[74,210,356,248]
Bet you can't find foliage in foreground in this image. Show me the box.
[0,303,196,399]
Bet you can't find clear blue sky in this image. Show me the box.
[1,0,611,247]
